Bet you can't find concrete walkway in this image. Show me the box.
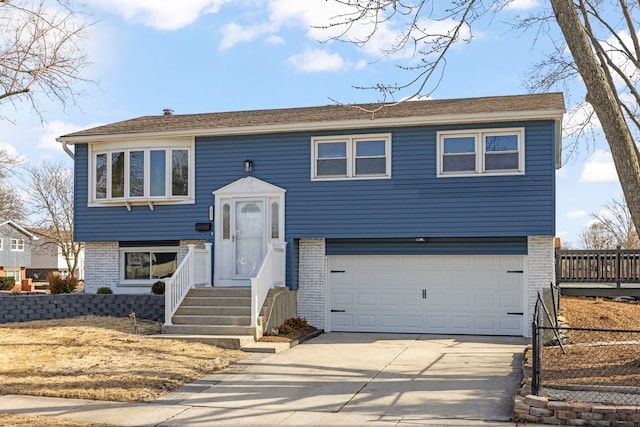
[0,333,547,426]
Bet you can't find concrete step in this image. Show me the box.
[163,324,257,336]
[175,306,251,316]
[172,315,252,326]
[149,334,255,350]
[181,296,251,307]
[186,287,250,297]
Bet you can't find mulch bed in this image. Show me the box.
[258,327,318,343]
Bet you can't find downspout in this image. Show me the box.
[57,138,74,160]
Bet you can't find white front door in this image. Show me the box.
[213,177,286,287]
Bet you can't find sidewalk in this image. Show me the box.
[0,394,546,426]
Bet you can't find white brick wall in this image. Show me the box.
[526,236,555,337]
[297,238,326,329]
[84,240,206,294]
[84,242,119,293]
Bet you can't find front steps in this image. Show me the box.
[162,287,261,350]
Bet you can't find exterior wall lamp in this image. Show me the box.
[244,160,253,173]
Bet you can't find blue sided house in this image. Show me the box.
[58,93,564,341]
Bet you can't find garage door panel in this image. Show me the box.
[356,314,376,327]
[329,255,524,336]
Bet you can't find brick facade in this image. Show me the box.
[526,236,555,337]
[84,242,119,293]
[296,238,326,329]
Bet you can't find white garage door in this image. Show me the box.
[328,255,524,336]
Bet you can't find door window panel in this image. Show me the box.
[235,201,264,276]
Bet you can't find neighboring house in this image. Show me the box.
[28,228,85,281]
[0,221,38,283]
[57,93,564,338]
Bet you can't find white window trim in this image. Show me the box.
[119,246,179,286]
[311,133,392,181]
[437,127,525,177]
[0,238,3,251]
[88,138,195,208]
[10,238,25,252]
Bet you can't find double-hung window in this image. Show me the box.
[90,139,194,206]
[312,134,391,180]
[437,128,524,176]
[10,238,24,251]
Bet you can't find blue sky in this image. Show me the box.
[0,0,623,246]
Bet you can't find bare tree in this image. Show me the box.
[323,0,640,233]
[577,222,615,250]
[0,146,27,221]
[25,160,82,278]
[0,0,90,120]
[591,196,640,249]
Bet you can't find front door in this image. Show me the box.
[213,177,286,287]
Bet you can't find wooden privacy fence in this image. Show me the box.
[555,247,640,285]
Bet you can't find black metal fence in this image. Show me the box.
[556,248,640,285]
[532,296,640,405]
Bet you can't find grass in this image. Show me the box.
[0,316,245,402]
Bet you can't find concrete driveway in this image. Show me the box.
[157,332,529,426]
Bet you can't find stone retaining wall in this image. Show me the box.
[0,293,164,323]
[515,346,640,426]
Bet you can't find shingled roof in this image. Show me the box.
[59,92,564,142]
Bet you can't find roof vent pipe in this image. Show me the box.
[163,108,174,116]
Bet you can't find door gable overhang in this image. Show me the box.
[213,176,286,197]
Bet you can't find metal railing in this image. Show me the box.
[250,242,286,328]
[556,248,640,285]
[164,243,212,326]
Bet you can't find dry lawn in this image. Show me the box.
[0,414,113,427]
[0,316,245,402]
[542,296,640,387]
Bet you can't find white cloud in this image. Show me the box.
[287,49,351,73]
[563,102,601,137]
[579,149,618,183]
[39,121,104,152]
[0,142,27,164]
[84,0,229,30]
[266,34,285,45]
[503,0,540,10]
[219,22,275,50]
[566,210,587,219]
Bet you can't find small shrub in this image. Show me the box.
[96,287,113,294]
[48,273,79,295]
[285,317,309,329]
[0,277,16,291]
[278,323,295,335]
[151,281,165,295]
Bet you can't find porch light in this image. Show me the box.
[244,160,253,173]
[415,237,427,242]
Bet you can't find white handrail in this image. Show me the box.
[164,243,212,326]
[250,242,287,328]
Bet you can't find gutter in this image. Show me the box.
[57,138,75,160]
